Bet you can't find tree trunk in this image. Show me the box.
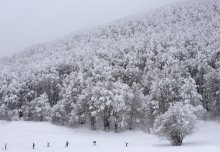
[114,122,119,132]
[171,133,183,146]
[103,107,111,131]
[114,112,119,132]
[90,116,96,130]
[79,115,85,124]
[103,115,110,131]
[129,106,134,130]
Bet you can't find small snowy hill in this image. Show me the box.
[0,121,219,152]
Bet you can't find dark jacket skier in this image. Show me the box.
[65,141,69,147]
[32,143,35,149]
[125,142,128,147]
[93,140,96,146]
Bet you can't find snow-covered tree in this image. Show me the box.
[24,93,51,121]
[51,100,68,125]
[152,102,204,146]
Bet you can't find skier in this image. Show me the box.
[47,142,50,147]
[5,143,7,150]
[93,140,96,146]
[32,143,35,149]
[65,141,69,147]
[125,142,128,147]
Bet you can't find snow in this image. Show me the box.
[0,121,219,152]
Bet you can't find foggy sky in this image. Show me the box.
[0,0,183,57]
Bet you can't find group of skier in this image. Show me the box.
[3,140,129,150]
[32,141,69,149]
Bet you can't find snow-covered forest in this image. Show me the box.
[0,0,220,145]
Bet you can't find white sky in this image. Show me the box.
[0,0,183,57]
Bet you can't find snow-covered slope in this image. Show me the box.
[0,121,219,152]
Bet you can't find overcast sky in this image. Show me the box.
[0,0,183,57]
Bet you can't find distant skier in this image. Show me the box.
[5,143,7,150]
[93,140,96,146]
[32,143,35,149]
[65,141,69,147]
[125,142,128,147]
[47,142,50,147]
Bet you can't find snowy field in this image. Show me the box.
[0,121,220,152]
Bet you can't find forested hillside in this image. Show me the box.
[0,0,220,133]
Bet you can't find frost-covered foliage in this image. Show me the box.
[152,102,204,146]
[22,93,51,121]
[0,0,219,134]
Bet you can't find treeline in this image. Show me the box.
[0,0,220,132]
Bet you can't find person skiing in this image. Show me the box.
[32,143,35,149]
[93,140,96,146]
[125,142,128,147]
[5,143,7,150]
[47,142,50,147]
[65,141,69,147]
